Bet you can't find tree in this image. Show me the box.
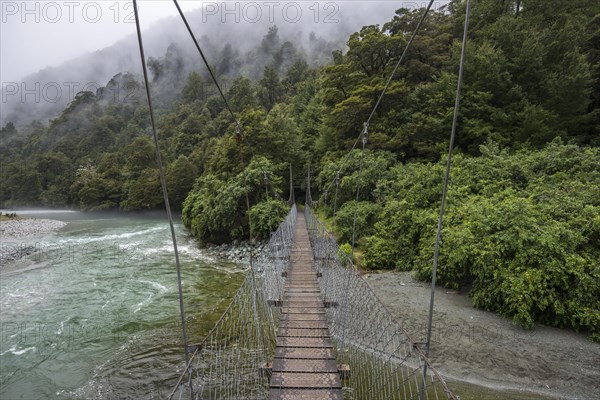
[0,122,17,138]
[1,163,41,206]
[260,26,280,55]
[316,150,396,210]
[272,41,297,72]
[167,155,197,209]
[182,72,206,103]
[71,163,120,211]
[259,66,283,110]
[284,60,311,94]
[36,152,72,206]
[333,200,380,244]
[122,168,163,210]
[227,77,257,112]
[345,25,404,78]
[123,136,156,178]
[147,57,164,81]
[182,156,286,244]
[249,199,289,239]
[218,43,240,75]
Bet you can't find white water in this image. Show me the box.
[0,211,245,399]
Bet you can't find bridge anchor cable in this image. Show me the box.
[422,0,472,397]
[132,0,192,395]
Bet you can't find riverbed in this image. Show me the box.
[365,271,600,400]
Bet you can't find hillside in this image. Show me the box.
[0,1,402,127]
[1,0,598,341]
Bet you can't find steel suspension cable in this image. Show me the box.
[173,0,281,208]
[350,123,368,253]
[239,132,275,369]
[317,1,436,211]
[365,0,436,126]
[172,0,239,127]
[132,0,191,382]
[332,171,340,231]
[173,0,283,343]
[288,163,295,205]
[307,163,313,206]
[340,123,368,361]
[422,0,471,395]
[174,0,281,194]
[174,0,272,321]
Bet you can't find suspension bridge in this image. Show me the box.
[168,204,457,400]
[128,0,472,398]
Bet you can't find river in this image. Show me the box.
[0,210,245,399]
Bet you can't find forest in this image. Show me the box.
[1,0,598,340]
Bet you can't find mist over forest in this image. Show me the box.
[1,1,405,127]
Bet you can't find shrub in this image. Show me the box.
[249,199,289,240]
[334,200,380,244]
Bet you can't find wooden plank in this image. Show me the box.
[270,213,343,400]
[283,294,323,300]
[281,307,326,314]
[279,320,329,329]
[280,314,327,322]
[285,282,319,286]
[270,372,341,388]
[286,272,317,275]
[282,301,324,308]
[275,347,336,360]
[285,286,320,290]
[268,389,344,400]
[278,327,330,337]
[284,288,321,293]
[276,337,333,348]
[272,358,338,373]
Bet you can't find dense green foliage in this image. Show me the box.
[181,156,288,243]
[1,0,598,339]
[363,140,599,340]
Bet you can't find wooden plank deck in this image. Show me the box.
[269,213,344,400]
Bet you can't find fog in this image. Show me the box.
[1,0,200,83]
[1,1,451,127]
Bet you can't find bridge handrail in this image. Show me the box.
[304,203,458,400]
[168,204,297,400]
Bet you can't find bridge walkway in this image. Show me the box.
[268,213,344,400]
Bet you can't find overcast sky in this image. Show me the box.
[1,1,450,83]
[1,0,200,83]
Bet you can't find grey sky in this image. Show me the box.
[1,0,199,83]
[1,1,450,84]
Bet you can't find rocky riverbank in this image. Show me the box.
[204,240,268,265]
[365,271,600,400]
[0,217,67,266]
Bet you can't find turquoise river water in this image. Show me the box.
[0,210,245,399]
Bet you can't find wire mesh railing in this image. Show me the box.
[169,202,456,400]
[304,204,457,400]
[168,205,297,400]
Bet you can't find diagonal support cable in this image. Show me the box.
[132,0,191,380]
[421,0,472,397]
[350,122,369,254]
[366,0,436,125]
[317,0,437,212]
[172,0,239,127]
